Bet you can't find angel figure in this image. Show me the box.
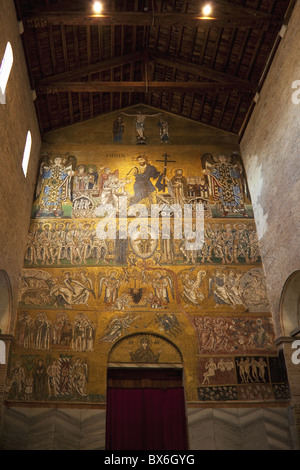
[100,314,139,342]
[151,270,174,306]
[201,153,250,217]
[98,270,123,305]
[153,313,181,338]
[179,269,206,306]
[34,153,76,218]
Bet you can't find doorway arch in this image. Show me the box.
[105,333,188,450]
[279,270,300,336]
[0,270,12,334]
[107,332,183,366]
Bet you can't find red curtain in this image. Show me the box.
[105,371,188,450]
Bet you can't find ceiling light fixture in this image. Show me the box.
[202,4,212,17]
[93,1,102,14]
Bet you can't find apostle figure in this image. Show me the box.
[167,168,188,206]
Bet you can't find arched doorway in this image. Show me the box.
[278,271,300,449]
[280,270,300,336]
[0,270,12,334]
[105,333,188,451]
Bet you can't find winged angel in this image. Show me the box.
[144,270,175,307]
[100,314,139,342]
[179,269,206,306]
[201,152,250,217]
[98,268,146,310]
[34,153,76,218]
[98,270,125,305]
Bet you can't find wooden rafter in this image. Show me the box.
[148,51,258,91]
[36,80,255,95]
[15,0,293,135]
[22,10,283,29]
[37,49,258,93]
[38,51,143,84]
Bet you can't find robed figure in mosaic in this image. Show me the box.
[202,153,249,217]
[127,155,164,205]
[33,154,76,218]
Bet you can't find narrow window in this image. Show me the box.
[0,42,13,104]
[0,340,5,364]
[22,131,32,176]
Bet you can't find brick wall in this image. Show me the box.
[240,1,300,444]
[0,0,41,333]
[0,0,41,429]
[240,0,300,336]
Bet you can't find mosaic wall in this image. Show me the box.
[6,106,289,404]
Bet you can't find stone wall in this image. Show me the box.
[0,405,296,450]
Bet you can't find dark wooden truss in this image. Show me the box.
[15,0,296,136]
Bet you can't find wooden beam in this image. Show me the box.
[210,0,282,23]
[38,51,143,84]
[149,50,258,91]
[37,51,257,94]
[22,11,282,29]
[36,80,255,94]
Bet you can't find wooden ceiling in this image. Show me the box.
[14,0,295,137]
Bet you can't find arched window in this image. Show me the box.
[22,131,32,176]
[0,42,13,104]
[0,270,12,334]
[0,340,6,364]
